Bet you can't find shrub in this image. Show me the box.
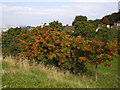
[2,27,23,58]
[18,26,87,74]
[18,26,118,77]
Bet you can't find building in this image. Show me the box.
[17,25,32,30]
[112,20,120,29]
[0,26,8,32]
[117,20,120,26]
[107,25,110,28]
[64,25,74,32]
[117,20,120,29]
[21,26,32,30]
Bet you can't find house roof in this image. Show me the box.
[64,26,74,31]
[117,20,120,23]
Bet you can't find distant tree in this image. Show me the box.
[102,17,111,25]
[88,19,101,28]
[48,21,64,31]
[72,15,87,26]
[101,12,120,26]
[74,21,96,39]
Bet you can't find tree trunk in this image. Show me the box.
[95,63,98,82]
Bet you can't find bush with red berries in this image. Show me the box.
[18,26,118,75]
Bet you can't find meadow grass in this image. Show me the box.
[2,56,118,88]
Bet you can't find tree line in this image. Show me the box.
[2,12,119,58]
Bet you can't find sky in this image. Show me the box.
[0,0,120,27]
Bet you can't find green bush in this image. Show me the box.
[2,27,23,58]
[18,26,87,74]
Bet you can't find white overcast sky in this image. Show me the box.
[0,0,120,27]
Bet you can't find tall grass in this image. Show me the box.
[2,56,118,88]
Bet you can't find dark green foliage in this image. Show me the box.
[2,27,22,57]
[74,21,96,40]
[95,25,118,43]
[88,19,102,28]
[72,15,87,26]
[48,20,64,31]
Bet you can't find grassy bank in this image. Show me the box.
[2,56,118,88]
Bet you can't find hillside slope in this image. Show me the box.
[2,56,118,88]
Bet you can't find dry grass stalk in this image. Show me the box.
[3,56,16,67]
